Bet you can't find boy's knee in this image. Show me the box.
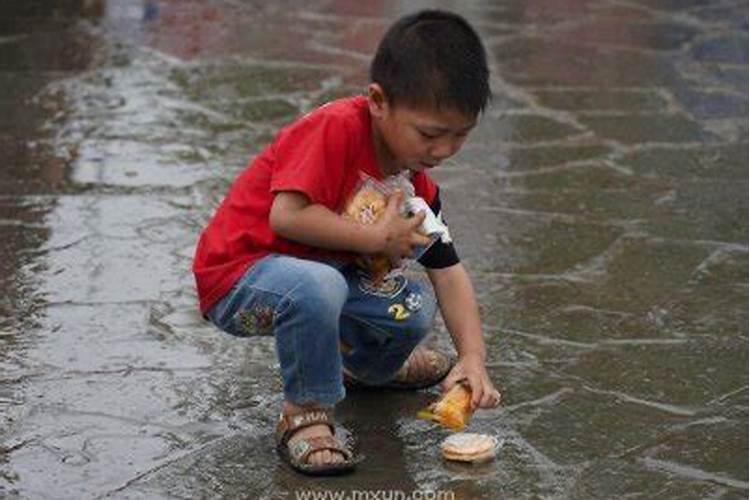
[402,285,437,339]
[289,262,348,316]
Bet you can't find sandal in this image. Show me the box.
[344,347,453,391]
[275,408,357,476]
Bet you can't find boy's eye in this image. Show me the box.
[418,129,439,140]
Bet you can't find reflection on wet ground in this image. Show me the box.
[0,0,747,498]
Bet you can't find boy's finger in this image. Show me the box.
[478,389,495,409]
[409,210,426,228]
[439,372,464,392]
[475,383,501,409]
[467,375,482,409]
[491,389,502,407]
[411,233,432,247]
[385,190,404,213]
[438,378,451,393]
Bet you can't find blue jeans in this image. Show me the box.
[206,255,438,406]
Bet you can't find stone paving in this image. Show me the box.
[0,1,747,499]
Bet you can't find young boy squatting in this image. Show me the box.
[193,9,502,475]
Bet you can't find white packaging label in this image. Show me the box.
[405,197,452,244]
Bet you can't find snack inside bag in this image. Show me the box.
[417,383,475,431]
[342,173,449,282]
[342,175,395,283]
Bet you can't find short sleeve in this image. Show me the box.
[270,111,351,208]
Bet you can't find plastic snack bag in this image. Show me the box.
[417,383,475,431]
[343,172,451,282]
[342,174,397,283]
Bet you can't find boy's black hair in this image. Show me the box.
[370,9,491,116]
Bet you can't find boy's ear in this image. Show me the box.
[367,83,388,118]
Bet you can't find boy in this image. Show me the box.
[193,9,501,475]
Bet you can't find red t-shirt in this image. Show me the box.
[192,96,442,314]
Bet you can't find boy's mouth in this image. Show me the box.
[403,161,439,174]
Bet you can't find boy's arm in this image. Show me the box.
[427,262,501,409]
[270,190,430,259]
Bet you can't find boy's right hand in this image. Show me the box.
[376,191,431,265]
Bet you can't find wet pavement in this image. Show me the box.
[0,0,747,498]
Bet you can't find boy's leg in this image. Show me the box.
[206,255,350,467]
[338,266,443,386]
[207,254,348,405]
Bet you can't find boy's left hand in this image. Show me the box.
[441,354,502,410]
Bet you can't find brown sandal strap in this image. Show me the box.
[288,435,353,464]
[276,409,334,446]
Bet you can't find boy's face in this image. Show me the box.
[368,84,477,177]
